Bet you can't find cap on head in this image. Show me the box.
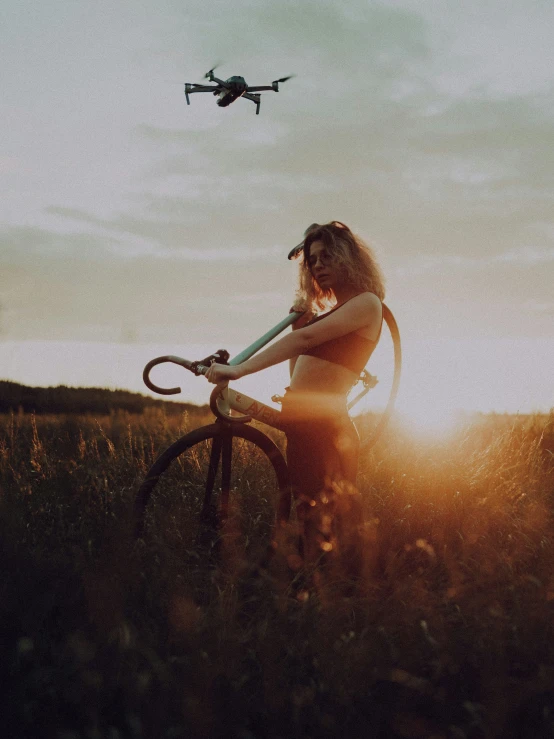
[287,223,321,260]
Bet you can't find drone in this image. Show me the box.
[184,65,294,115]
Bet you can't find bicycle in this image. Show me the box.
[134,306,401,547]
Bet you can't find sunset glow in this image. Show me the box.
[396,404,462,438]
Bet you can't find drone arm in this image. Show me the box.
[243,92,261,115]
[245,85,274,92]
[206,73,227,87]
[185,84,219,94]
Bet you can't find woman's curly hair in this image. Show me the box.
[296,221,386,311]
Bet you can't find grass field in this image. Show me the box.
[1,408,553,738]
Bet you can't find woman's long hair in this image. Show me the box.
[297,221,386,311]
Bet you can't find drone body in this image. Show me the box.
[184,66,293,115]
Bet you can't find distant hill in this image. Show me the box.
[0,380,207,416]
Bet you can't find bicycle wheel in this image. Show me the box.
[134,421,290,552]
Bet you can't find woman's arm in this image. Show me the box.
[204,292,381,384]
[205,329,309,384]
[289,304,315,379]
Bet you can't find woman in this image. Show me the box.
[205,221,385,572]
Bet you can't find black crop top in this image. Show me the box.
[300,298,382,375]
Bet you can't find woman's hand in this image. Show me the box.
[289,296,315,331]
[204,362,242,385]
[289,307,316,331]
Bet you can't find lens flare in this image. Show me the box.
[396,397,463,438]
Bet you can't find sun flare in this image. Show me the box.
[396,399,463,438]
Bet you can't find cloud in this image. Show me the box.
[15,0,554,266]
[227,291,287,310]
[152,2,429,84]
[137,83,554,228]
[2,217,288,262]
[395,245,554,277]
[136,119,287,145]
[0,238,297,343]
[0,224,117,258]
[524,300,554,315]
[498,246,554,266]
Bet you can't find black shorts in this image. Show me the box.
[280,388,360,500]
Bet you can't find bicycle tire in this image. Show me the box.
[134,422,291,543]
[362,303,402,449]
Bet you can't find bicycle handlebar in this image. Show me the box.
[142,355,210,395]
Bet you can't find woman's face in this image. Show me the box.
[307,240,342,291]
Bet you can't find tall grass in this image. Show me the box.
[1,409,553,738]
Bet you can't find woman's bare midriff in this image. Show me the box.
[290,354,357,400]
[283,355,357,422]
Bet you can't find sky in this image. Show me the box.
[1,0,553,425]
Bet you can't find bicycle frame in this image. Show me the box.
[213,386,284,429]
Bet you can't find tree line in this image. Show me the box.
[0,380,206,416]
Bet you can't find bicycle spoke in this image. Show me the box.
[220,432,232,521]
[201,434,222,522]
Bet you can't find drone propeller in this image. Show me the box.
[204,63,223,79]
[273,75,295,84]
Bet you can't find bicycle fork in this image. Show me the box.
[200,425,232,526]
